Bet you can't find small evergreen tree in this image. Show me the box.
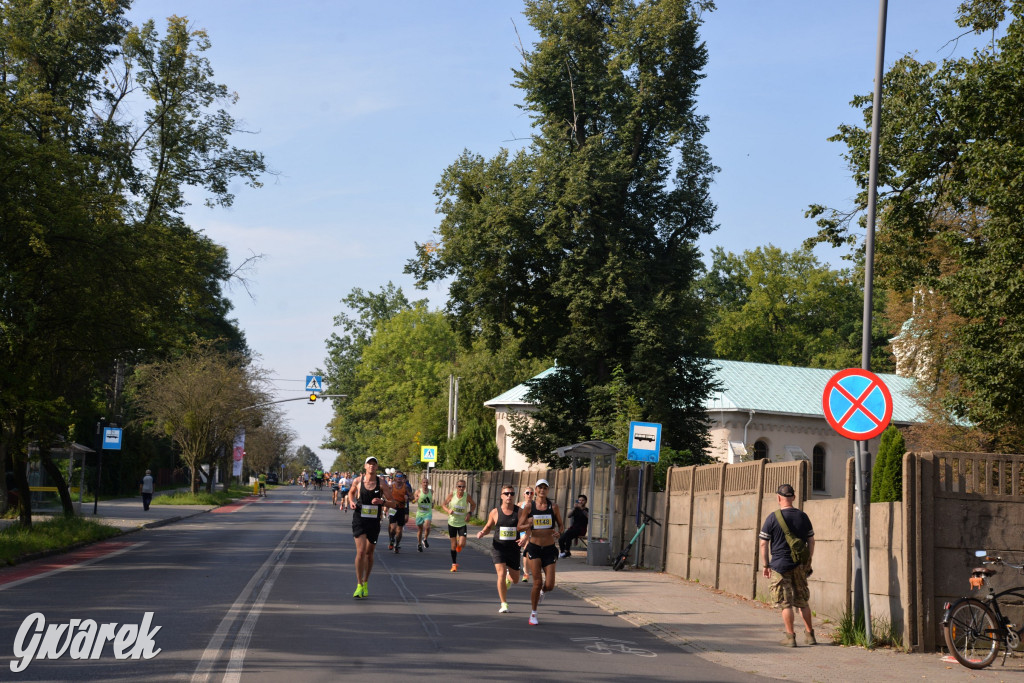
[871,426,906,502]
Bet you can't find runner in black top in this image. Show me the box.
[476,484,524,613]
[518,478,563,625]
[348,456,393,599]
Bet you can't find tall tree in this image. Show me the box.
[806,0,1024,450]
[0,3,264,522]
[407,0,719,457]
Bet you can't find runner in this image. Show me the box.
[301,469,310,490]
[415,476,433,551]
[442,479,476,572]
[314,467,325,490]
[339,471,352,512]
[348,456,394,599]
[519,478,564,625]
[257,472,267,497]
[330,471,341,505]
[476,484,524,613]
[388,471,414,553]
[517,486,534,583]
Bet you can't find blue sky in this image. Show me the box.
[129,2,992,469]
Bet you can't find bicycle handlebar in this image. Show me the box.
[639,511,661,526]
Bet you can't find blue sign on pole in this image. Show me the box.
[305,375,323,392]
[627,421,662,462]
[102,427,123,451]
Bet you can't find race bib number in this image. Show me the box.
[388,508,396,517]
[453,504,467,514]
[498,526,517,541]
[532,513,553,530]
[360,504,379,518]
[418,500,431,511]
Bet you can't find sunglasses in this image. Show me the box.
[502,491,515,496]
[456,485,465,489]
[525,491,533,495]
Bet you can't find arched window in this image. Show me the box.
[496,425,507,468]
[753,440,768,461]
[813,444,826,491]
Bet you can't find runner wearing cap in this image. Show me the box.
[442,479,477,572]
[476,484,524,613]
[348,456,394,598]
[518,478,564,625]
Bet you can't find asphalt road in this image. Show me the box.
[0,489,766,682]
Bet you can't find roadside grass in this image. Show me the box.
[833,608,905,650]
[0,516,122,566]
[152,484,253,506]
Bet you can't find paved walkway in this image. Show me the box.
[7,488,1021,680]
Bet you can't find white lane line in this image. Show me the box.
[191,501,315,683]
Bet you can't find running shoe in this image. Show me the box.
[423,538,429,548]
[506,576,513,590]
[388,540,394,550]
[418,542,423,552]
[558,551,569,558]
[539,589,545,604]
[499,603,509,614]
[521,575,529,583]
[450,563,458,572]
[361,583,368,598]
[353,584,364,599]
[528,613,539,626]
[393,545,400,554]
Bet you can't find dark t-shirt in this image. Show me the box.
[759,507,814,573]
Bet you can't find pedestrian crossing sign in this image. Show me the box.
[420,445,437,462]
[305,375,323,392]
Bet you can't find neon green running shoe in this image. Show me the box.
[353,583,363,599]
[361,582,368,598]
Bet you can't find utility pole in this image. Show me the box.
[447,375,461,438]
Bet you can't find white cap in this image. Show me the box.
[535,478,549,488]
[364,456,378,464]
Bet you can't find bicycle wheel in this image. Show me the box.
[612,549,629,571]
[944,597,1000,669]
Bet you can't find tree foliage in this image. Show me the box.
[806,1,1024,450]
[0,2,264,522]
[406,0,718,458]
[699,245,893,370]
[871,425,905,503]
[130,341,269,493]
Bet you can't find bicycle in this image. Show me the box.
[612,510,660,571]
[943,550,1024,669]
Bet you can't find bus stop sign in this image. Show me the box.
[822,368,893,441]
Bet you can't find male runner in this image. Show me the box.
[339,471,352,511]
[387,471,414,553]
[442,479,476,572]
[348,456,394,598]
[415,477,433,551]
[476,484,524,613]
[330,471,341,505]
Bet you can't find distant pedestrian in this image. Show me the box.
[140,470,154,511]
[759,483,815,647]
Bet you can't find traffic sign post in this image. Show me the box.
[822,367,893,647]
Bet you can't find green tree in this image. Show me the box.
[871,425,906,503]
[295,445,322,473]
[807,1,1024,450]
[407,0,718,458]
[0,4,263,522]
[130,341,269,493]
[442,419,501,471]
[699,245,892,370]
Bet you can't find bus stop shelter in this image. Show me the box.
[551,440,618,566]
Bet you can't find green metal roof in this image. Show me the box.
[706,359,926,424]
[486,360,926,424]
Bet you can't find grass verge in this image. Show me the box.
[0,516,122,566]
[152,484,253,506]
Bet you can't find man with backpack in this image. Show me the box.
[759,483,815,648]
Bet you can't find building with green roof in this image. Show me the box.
[485,359,926,498]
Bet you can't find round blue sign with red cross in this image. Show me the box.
[822,368,893,441]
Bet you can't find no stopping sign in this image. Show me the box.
[822,368,893,441]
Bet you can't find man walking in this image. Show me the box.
[140,469,154,511]
[759,483,815,647]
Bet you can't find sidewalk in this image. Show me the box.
[455,512,1020,682]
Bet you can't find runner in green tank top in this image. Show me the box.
[442,479,476,572]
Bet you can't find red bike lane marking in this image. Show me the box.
[211,497,259,514]
[0,540,137,590]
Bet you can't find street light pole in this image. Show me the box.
[854,0,888,646]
